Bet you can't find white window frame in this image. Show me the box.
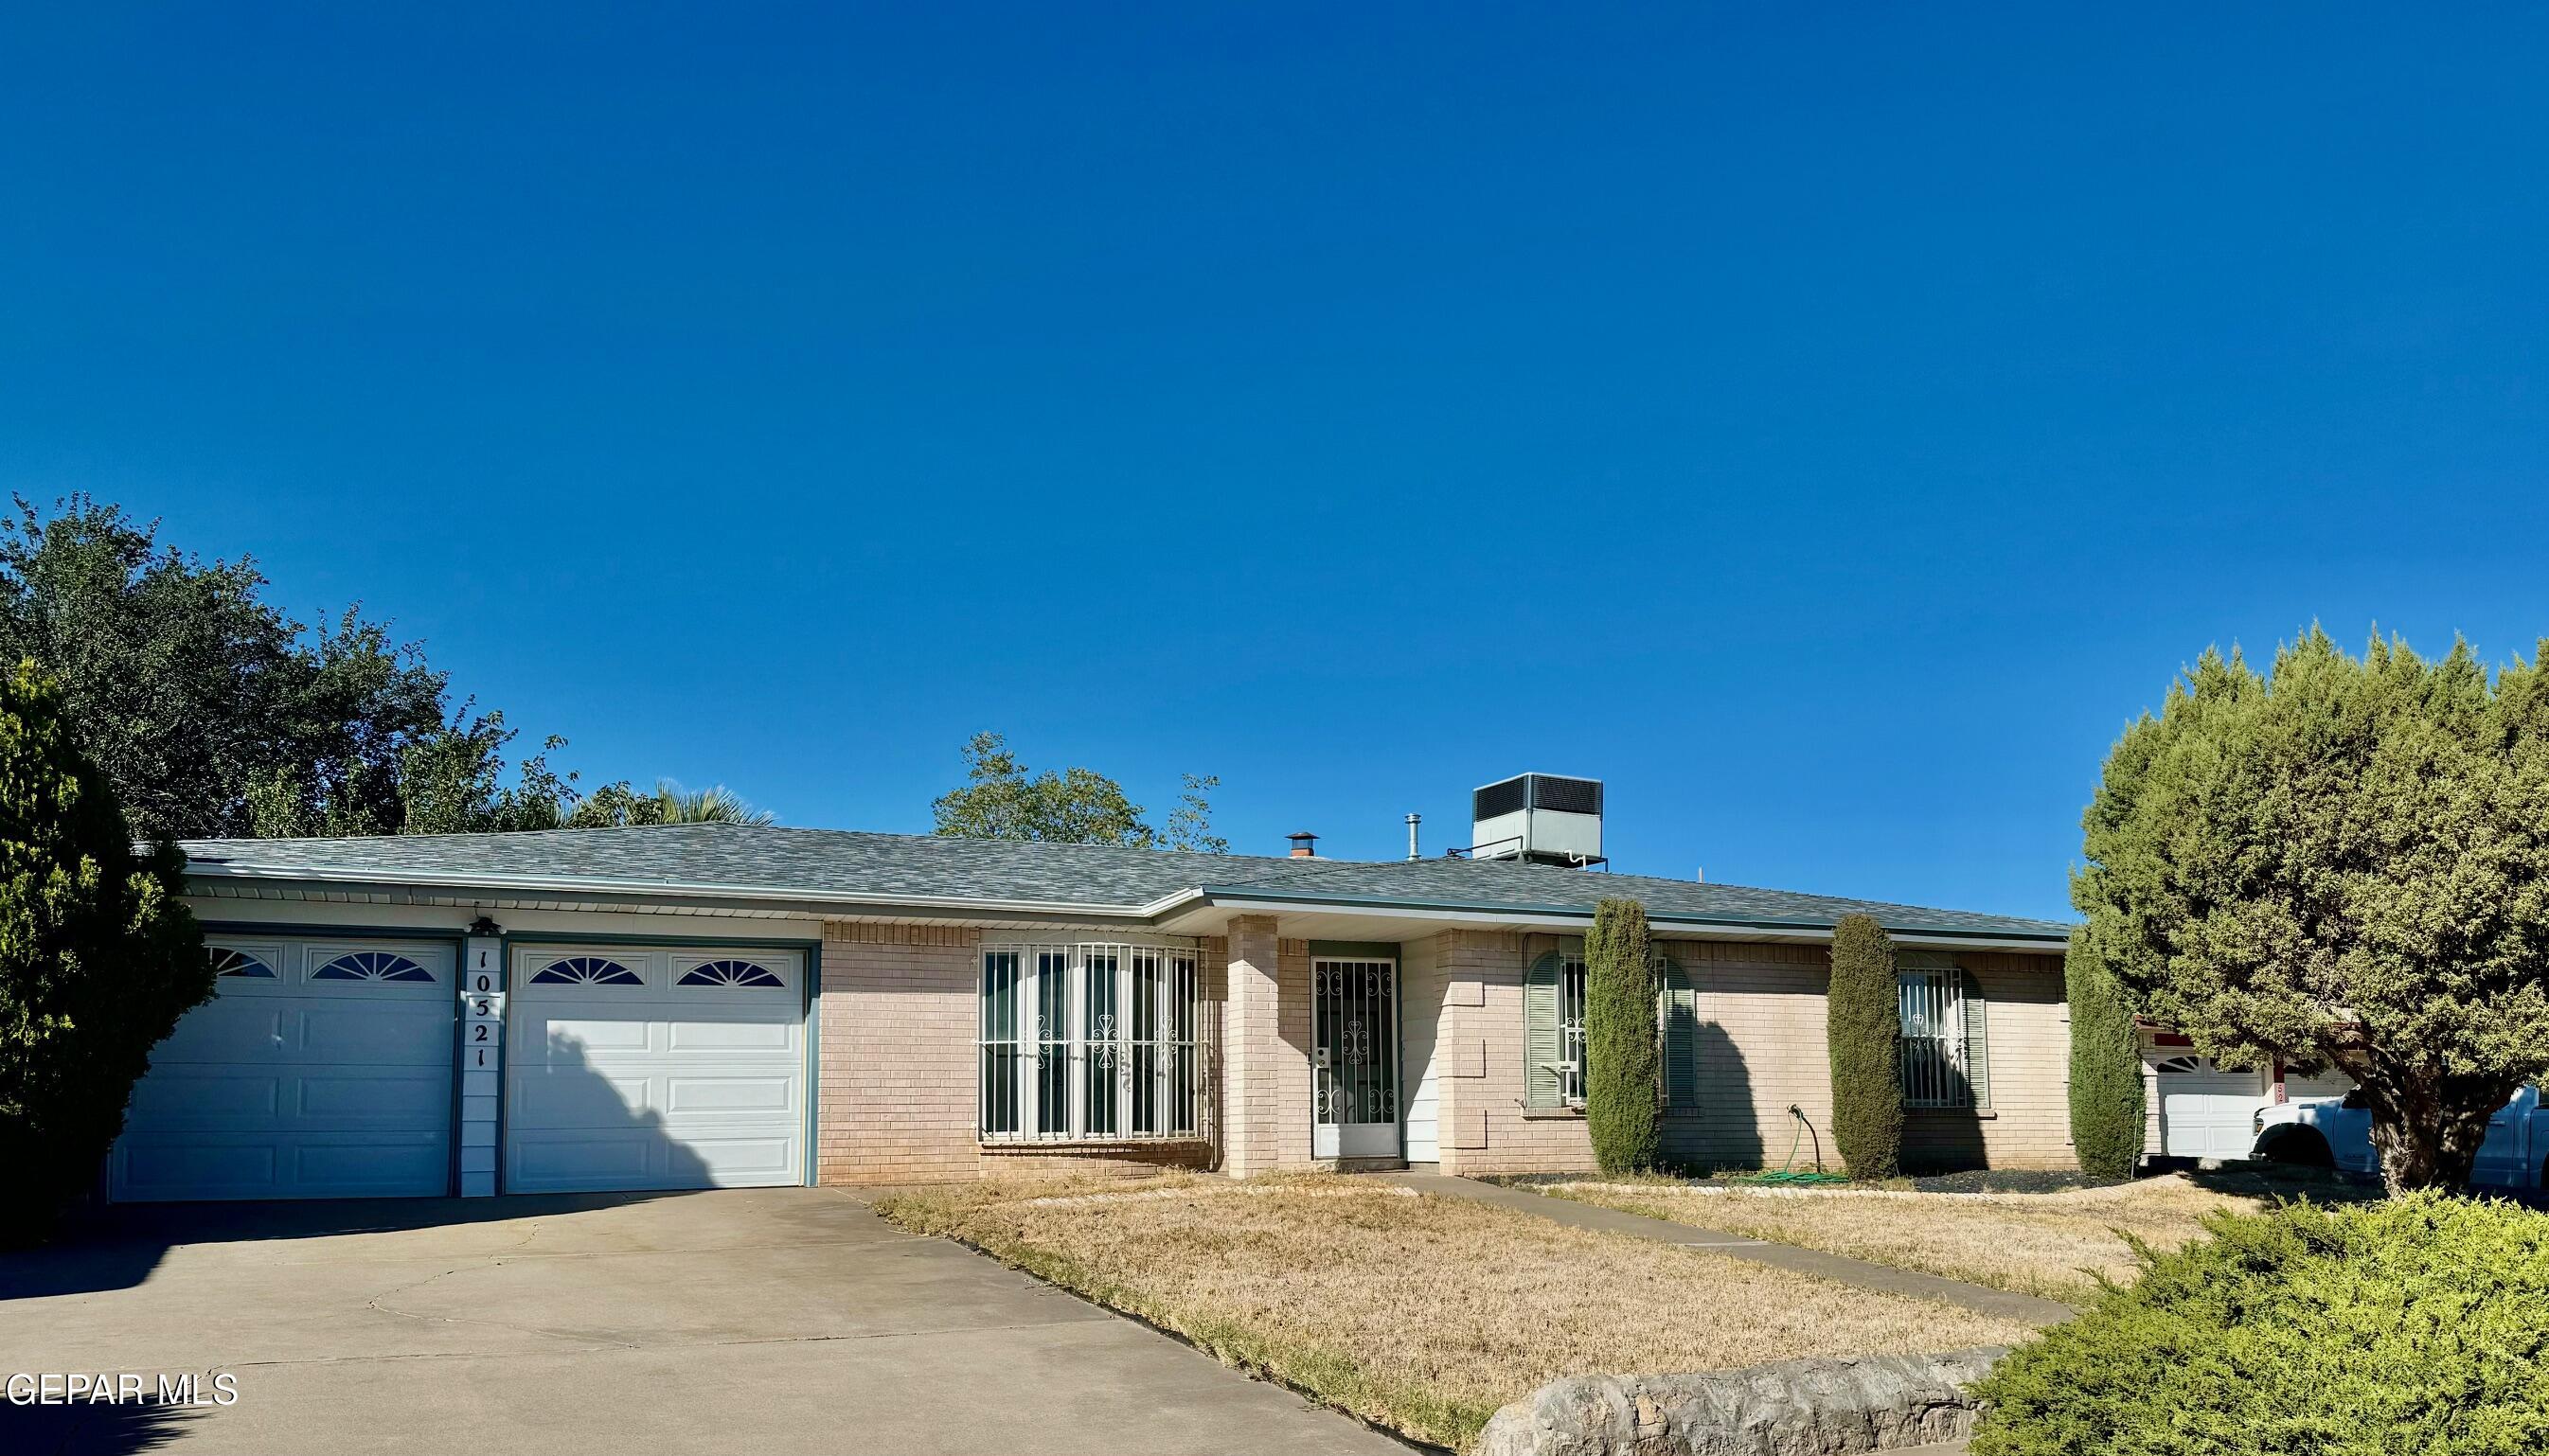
[1898,968,1970,1109]
[978,941,1205,1144]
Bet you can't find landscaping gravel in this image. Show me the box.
[1905,1168,2130,1195]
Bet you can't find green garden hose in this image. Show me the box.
[1732,1106,1853,1186]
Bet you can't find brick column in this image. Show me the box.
[1220,914,1311,1175]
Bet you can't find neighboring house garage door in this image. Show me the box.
[2283,1066,2355,1100]
[2152,1055,2268,1160]
[505,946,807,1193]
[113,937,456,1201]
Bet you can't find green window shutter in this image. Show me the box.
[1958,967,1990,1110]
[1659,953,1699,1111]
[1523,950,1562,1110]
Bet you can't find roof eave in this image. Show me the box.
[181,860,1160,925]
[177,861,2070,949]
[1184,884,2071,950]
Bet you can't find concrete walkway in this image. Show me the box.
[1388,1173,2077,1327]
[0,1188,1406,1456]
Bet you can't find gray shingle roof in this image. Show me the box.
[178,823,2070,940]
[179,824,1323,908]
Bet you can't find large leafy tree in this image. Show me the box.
[0,662,207,1240]
[2077,630,2549,1190]
[0,496,694,841]
[0,496,448,839]
[932,733,1221,850]
[1584,897,1661,1172]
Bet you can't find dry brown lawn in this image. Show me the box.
[1543,1172,2311,1305]
[873,1173,2035,1452]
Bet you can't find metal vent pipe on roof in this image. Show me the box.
[1405,813,1421,861]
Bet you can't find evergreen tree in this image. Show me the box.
[2078,630,2549,1190]
[2064,928,2147,1179]
[1585,897,1661,1172]
[1827,914,1903,1180]
[0,662,207,1240]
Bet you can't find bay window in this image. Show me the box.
[979,941,1205,1141]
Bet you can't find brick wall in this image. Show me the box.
[1433,930,1599,1176]
[1661,939,1836,1170]
[811,912,2073,1184]
[817,921,984,1185]
[1419,932,2076,1176]
[1904,950,2073,1170]
[816,922,1236,1185]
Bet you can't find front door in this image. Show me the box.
[1312,958,1398,1159]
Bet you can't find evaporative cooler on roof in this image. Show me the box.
[1469,773,1606,866]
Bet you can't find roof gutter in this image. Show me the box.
[180,861,2071,949]
[181,859,1161,924]
[1181,885,2072,950]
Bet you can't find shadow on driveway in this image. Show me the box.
[0,1393,205,1456]
[1,1190,692,1302]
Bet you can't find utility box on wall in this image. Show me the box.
[1470,773,1605,867]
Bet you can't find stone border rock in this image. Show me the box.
[1475,1346,2007,1456]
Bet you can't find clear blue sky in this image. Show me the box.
[5,7,2545,921]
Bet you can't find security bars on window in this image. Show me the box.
[1548,948,1677,1110]
[1558,954,1588,1108]
[1898,968,1971,1108]
[979,943,1206,1142]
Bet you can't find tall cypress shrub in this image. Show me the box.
[1827,913,1903,1180]
[1585,897,1661,1172]
[2065,927,2147,1179]
[0,661,208,1241]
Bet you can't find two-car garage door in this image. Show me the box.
[114,935,807,1200]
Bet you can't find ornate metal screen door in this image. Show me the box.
[1312,958,1399,1159]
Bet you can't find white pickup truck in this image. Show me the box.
[2252,1083,2549,1189]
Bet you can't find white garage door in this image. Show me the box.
[113,938,455,1201]
[2283,1066,2355,1100]
[2153,1055,2268,1160]
[505,946,806,1193]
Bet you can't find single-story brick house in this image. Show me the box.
[123,808,2075,1201]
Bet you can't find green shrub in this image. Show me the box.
[1826,914,1902,1180]
[0,661,208,1242]
[2064,927,2146,1180]
[1585,897,1660,1173]
[1970,1193,2549,1456]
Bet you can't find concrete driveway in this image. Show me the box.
[0,1188,1407,1456]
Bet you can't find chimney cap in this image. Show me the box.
[1286,830,1319,858]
